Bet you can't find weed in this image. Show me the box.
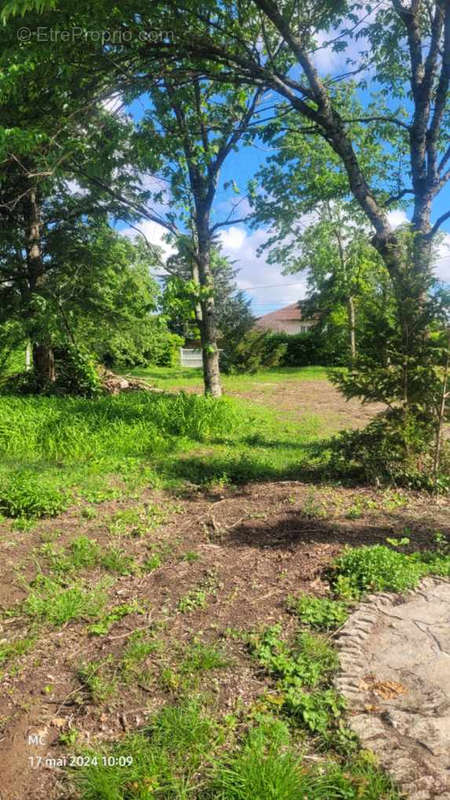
[288,594,349,630]
[24,576,109,627]
[177,588,208,613]
[77,658,117,705]
[333,545,425,596]
[70,536,101,568]
[59,728,79,746]
[180,642,229,674]
[181,550,200,563]
[143,553,162,571]
[303,488,327,519]
[0,470,67,518]
[211,715,308,800]
[121,631,160,684]
[11,517,36,532]
[0,635,35,669]
[100,546,136,575]
[250,626,338,690]
[74,700,219,798]
[210,714,396,800]
[88,602,145,636]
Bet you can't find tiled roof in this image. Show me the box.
[254,303,304,328]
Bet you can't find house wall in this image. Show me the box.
[283,321,314,334]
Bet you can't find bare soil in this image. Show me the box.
[0,479,449,800]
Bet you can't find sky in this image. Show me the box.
[115,19,450,317]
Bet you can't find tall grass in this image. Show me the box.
[0,386,328,515]
[0,392,238,462]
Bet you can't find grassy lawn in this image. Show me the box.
[0,369,335,513]
[0,367,448,800]
[127,364,330,392]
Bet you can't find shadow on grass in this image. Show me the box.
[158,445,353,488]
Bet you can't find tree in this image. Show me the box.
[162,242,254,362]
[144,0,449,473]
[126,77,261,396]
[0,7,124,384]
[257,201,392,363]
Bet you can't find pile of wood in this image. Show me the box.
[99,368,164,395]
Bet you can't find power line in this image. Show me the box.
[239,280,306,291]
[239,255,450,293]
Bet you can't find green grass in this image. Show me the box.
[127,364,329,392]
[39,536,138,576]
[73,703,398,800]
[23,575,110,627]
[77,658,117,705]
[0,376,332,513]
[331,543,450,599]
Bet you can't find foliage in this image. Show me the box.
[0,469,67,518]
[223,329,287,374]
[23,575,109,626]
[52,344,102,398]
[332,544,450,598]
[288,595,349,631]
[250,625,338,691]
[163,246,254,355]
[266,330,333,367]
[254,201,393,366]
[325,408,449,489]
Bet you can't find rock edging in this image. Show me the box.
[334,577,450,800]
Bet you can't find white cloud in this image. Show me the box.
[218,212,450,317]
[219,226,247,251]
[101,94,126,117]
[64,179,89,197]
[387,209,409,228]
[387,208,450,283]
[121,220,175,260]
[219,225,308,314]
[435,233,450,283]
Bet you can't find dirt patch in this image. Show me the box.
[172,376,384,431]
[225,380,384,431]
[0,482,448,799]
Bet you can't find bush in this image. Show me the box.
[101,327,183,369]
[268,331,326,367]
[221,330,286,374]
[53,344,102,398]
[324,408,447,489]
[0,470,67,518]
[0,344,102,398]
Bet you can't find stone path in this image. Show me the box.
[335,578,450,800]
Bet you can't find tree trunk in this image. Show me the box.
[196,216,222,397]
[24,187,56,389]
[32,343,55,383]
[347,295,356,362]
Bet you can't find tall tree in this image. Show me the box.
[256,200,391,363]
[128,78,261,395]
[162,242,254,355]
[145,0,449,403]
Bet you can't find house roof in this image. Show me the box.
[254,303,304,330]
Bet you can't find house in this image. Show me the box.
[253,303,315,335]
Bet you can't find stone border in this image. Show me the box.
[334,577,450,800]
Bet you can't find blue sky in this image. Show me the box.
[118,29,450,316]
